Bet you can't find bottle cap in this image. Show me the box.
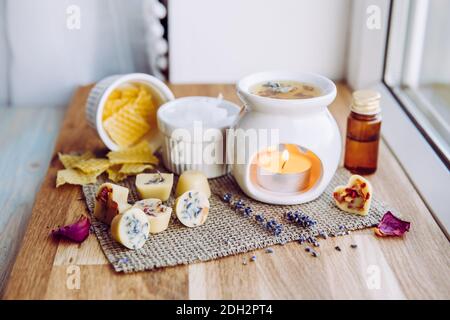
[351,90,381,115]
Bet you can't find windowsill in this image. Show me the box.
[391,85,450,162]
[375,82,450,236]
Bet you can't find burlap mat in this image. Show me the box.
[82,168,388,272]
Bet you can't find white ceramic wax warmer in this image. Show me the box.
[231,71,341,205]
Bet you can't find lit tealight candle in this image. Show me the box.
[257,147,312,193]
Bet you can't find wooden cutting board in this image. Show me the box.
[2,83,450,299]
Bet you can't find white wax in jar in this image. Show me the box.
[158,97,238,129]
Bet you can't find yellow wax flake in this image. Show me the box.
[138,84,150,93]
[107,159,154,182]
[133,94,155,119]
[58,152,94,169]
[120,84,139,98]
[102,98,130,121]
[107,141,159,165]
[106,165,128,183]
[119,163,153,175]
[73,158,111,174]
[108,89,122,100]
[135,88,152,105]
[56,168,103,187]
[103,104,151,148]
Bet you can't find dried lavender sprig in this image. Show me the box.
[284,210,317,229]
[220,193,283,237]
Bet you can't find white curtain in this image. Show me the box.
[0,0,166,108]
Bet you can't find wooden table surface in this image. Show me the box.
[0,106,65,292]
[2,84,449,299]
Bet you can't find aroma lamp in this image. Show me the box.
[232,71,340,205]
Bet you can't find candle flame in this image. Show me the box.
[282,150,290,162]
[281,150,289,170]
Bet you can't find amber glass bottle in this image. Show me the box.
[344,90,381,174]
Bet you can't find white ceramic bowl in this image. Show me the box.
[236,71,336,114]
[85,73,175,151]
[157,96,241,178]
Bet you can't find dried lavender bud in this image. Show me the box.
[274,225,283,236]
[319,231,328,239]
[233,199,244,210]
[265,218,283,236]
[222,193,232,203]
[255,214,265,223]
[285,211,295,222]
[298,235,306,244]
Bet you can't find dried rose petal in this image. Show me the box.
[375,211,410,237]
[52,216,90,243]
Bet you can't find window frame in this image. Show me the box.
[383,0,449,164]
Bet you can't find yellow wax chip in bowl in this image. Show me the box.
[56,168,103,187]
[73,158,111,174]
[58,152,94,169]
[119,163,153,175]
[102,98,130,121]
[103,101,152,148]
[134,92,155,118]
[137,84,151,94]
[108,89,122,100]
[107,141,159,165]
[135,89,152,104]
[133,101,155,121]
[120,84,139,98]
[106,165,128,183]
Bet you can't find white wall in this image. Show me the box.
[0,0,8,106]
[1,0,353,106]
[346,0,390,90]
[169,0,351,83]
[2,0,151,108]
